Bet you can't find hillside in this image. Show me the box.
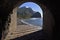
[17,6,34,19]
[17,6,41,19]
[31,12,41,18]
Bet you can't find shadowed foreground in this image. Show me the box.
[10,30,49,40]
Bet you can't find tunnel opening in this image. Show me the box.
[2,0,55,40]
[16,2,44,38]
[17,2,43,31]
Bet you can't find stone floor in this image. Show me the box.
[10,30,48,40]
[4,25,42,40]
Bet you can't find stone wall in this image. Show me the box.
[9,7,17,33]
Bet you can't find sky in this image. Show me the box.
[19,2,43,18]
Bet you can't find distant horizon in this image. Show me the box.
[19,2,43,18]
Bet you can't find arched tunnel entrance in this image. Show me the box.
[17,2,43,27]
[1,0,55,40]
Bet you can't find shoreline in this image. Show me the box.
[20,20,41,27]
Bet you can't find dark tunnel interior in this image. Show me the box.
[0,0,59,40]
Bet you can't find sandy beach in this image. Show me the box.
[4,25,42,40]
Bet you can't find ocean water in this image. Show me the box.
[21,18,43,27]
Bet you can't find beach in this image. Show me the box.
[4,25,42,40]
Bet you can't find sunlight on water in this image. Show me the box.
[30,18,38,20]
